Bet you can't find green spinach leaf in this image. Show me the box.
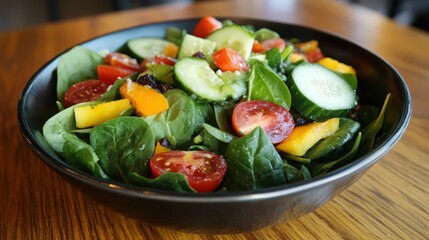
[90,117,155,182]
[305,118,361,160]
[42,102,108,179]
[358,94,390,157]
[247,62,291,109]
[128,172,195,192]
[311,132,362,176]
[98,73,137,102]
[213,101,236,134]
[225,127,285,191]
[144,89,207,148]
[57,46,104,101]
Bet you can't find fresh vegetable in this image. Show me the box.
[276,118,340,156]
[225,127,285,191]
[150,151,227,192]
[207,25,255,59]
[97,65,136,85]
[174,57,246,102]
[90,117,155,182]
[104,52,141,71]
[232,100,294,144]
[74,99,132,128]
[213,48,249,72]
[119,79,169,116]
[289,63,357,121]
[177,34,216,59]
[125,38,171,61]
[63,79,109,108]
[260,38,286,52]
[192,16,222,38]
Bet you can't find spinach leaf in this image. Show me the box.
[265,48,282,69]
[144,89,207,148]
[57,46,104,101]
[42,102,108,179]
[311,132,362,176]
[193,124,236,155]
[254,28,280,42]
[281,154,311,164]
[283,162,308,182]
[247,62,292,109]
[90,117,155,182]
[355,105,379,129]
[148,64,174,84]
[358,94,390,157]
[128,172,195,192]
[305,118,361,160]
[213,101,236,134]
[225,127,285,191]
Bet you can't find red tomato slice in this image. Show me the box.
[192,16,222,38]
[261,38,286,52]
[97,65,135,85]
[63,79,109,108]
[232,100,295,144]
[304,48,325,63]
[154,55,177,66]
[213,48,249,72]
[150,151,227,192]
[104,52,141,71]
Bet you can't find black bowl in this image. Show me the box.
[18,18,411,234]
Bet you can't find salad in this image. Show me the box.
[43,17,389,193]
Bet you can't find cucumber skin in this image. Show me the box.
[288,77,355,121]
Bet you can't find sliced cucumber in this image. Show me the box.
[289,63,357,121]
[174,58,246,102]
[177,34,216,59]
[206,25,255,59]
[126,38,171,60]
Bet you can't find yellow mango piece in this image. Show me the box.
[318,57,356,75]
[290,53,305,63]
[276,118,340,156]
[163,43,178,58]
[74,99,132,128]
[120,79,169,116]
[153,141,171,155]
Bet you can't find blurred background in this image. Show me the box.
[0,0,428,32]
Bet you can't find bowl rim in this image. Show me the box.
[17,17,412,203]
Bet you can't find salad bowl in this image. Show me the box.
[18,18,411,234]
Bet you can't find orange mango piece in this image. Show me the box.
[153,141,171,155]
[120,79,169,116]
[163,43,179,58]
[318,57,356,75]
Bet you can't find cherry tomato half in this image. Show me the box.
[232,100,295,144]
[304,48,325,63]
[150,151,227,192]
[104,52,141,71]
[97,65,136,85]
[63,79,109,108]
[213,48,249,72]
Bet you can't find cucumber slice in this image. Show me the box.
[174,58,246,102]
[207,25,255,59]
[177,34,216,59]
[126,38,171,60]
[290,63,357,121]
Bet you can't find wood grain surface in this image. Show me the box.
[1,0,428,239]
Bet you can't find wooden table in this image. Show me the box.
[2,0,428,239]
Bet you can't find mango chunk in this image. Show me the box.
[318,57,356,75]
[153,141,171,155]
[276,118,340,156]
[120,79,169,116]
[74,99,132,128]
[290,53,305,63]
